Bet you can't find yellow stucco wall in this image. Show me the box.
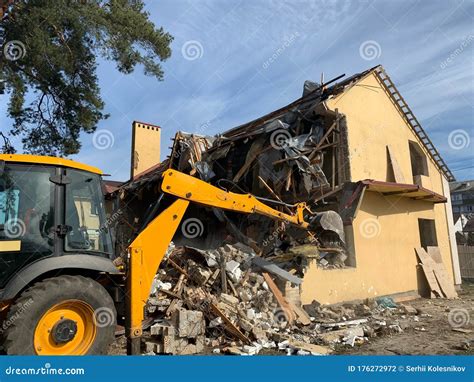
[301,72,454,305]
[327,72,444,194]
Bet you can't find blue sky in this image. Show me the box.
[2,0,473,181]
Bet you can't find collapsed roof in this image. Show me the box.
[111,65,452,269]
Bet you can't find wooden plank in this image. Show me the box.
[210,303,251,344]
[314,121,337,151]
[416,247,456,298]
[227,279,238,296]
[285,169,292,192]
[312,187,341,204]
[420,263,443,297]
[288,340,331,355]
[321,318,368,328]
[262,272,295,324]
[173,274,186,295]
[387,144,405,183]
[452,328,472,334]
[432,263,458,299]
[335,108,343,187]
[167,258,189,277]
[415,247,432,265]
[331,130,336,189]
[288,302,311,326]
[233,146,271,182]
[427,246,443,264]
[220,253,228,294]
[416,248,443,297]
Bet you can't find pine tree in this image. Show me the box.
[0,0,173,155]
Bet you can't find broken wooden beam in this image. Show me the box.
[262,272,295,324]
[210,303,251,344]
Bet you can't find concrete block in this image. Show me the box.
[220,293,239,306]
[145,340,163,353]
[172,308,205,338]
[401,304,418,315]
[204,252,218,268]
[190,267,212,286]
[150,320,175,337]
[225,260,242,282]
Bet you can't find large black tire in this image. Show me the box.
[2,275,116,355]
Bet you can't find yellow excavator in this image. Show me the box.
[0,153,335,355]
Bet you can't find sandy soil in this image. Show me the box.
[335,282,474,355]
[109,282,474,356]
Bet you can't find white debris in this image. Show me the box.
[149,278,172,295]
[278,340,290,350]
[158,281,172,291]
[204,252,218,268]
[225,260,242,282]
[246,308,256,320]
[242,345,260,355]
[297,349,311,356]
[209,317,223,328]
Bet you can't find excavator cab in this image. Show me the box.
[0,154,118,355]
[0,155,113,283]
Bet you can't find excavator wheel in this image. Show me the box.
[3,275,116,355]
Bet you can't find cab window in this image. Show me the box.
[0,164,54,247]
[64,169,112,255]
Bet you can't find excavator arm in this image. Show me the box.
[125,169,312,354]
[161,170,309,228]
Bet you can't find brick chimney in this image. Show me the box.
[130,121,161,179]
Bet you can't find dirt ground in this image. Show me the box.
[335,282,474,355]
[109,282,474,356]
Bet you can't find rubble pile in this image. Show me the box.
[141,242,424,355]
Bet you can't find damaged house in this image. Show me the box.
[111,65,461,309]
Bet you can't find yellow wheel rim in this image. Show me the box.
[34,300,97,355]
